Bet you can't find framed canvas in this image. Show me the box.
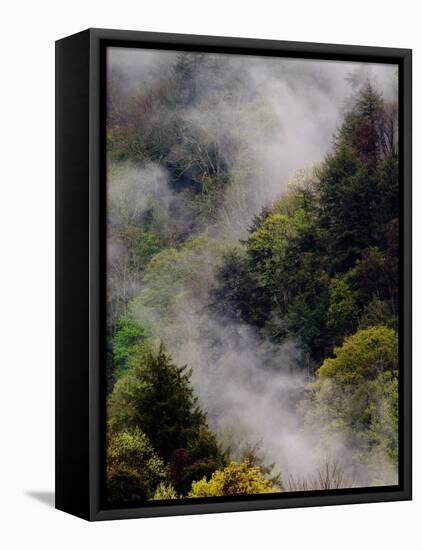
[55,28,412,521]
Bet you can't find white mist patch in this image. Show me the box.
[107,162,172,229]
[147,297,351,481]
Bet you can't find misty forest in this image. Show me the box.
[105,48,399,504]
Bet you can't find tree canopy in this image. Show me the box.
[188,461,276,497]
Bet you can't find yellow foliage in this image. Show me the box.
[188,461,277,498]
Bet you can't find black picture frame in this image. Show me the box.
[55,28,412,521]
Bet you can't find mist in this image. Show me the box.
[108,47,396,238]
[107,47,398,487]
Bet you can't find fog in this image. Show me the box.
[108,47,397,239]
[107,47,398,486]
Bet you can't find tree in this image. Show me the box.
[132,230,164,269]
[376,154,399,227]
[112,316,150,378]
[169,445,226,496]
[247,211,308,315]
[172,53,205,106]
[302,326,399,474]
[326,275,359,345]
[337,83,384,171]
[106,428,167,504]
[239,442,282,487]
[153,482,178,500]
[108,343,225,493]
[109,344,205,458]
[316,146,376,272]
[139,235,224,318]
[358,297,394,330]
[284,252,331,362]
[352,246,398,315]
[316,84,397,273]
[318,325,398,384]
[211,247,272,328]
[188,461,277,497]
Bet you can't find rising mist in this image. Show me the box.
[106,47,399,490]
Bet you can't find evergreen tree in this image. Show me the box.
[337,83,384,171]
[109,343,205,458]
[316,146,377,272]
[108,343,226,493]
[211,247,272,328]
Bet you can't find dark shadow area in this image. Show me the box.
[25,491,55,508]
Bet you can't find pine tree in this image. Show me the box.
[108,343,226,493]
[109,343,205,459]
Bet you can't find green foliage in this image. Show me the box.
[106,128,130,163]
[211,247,272,328]
[376,154,399,225]
[239,442,282,487]
[272,192,305,217]
[273,186,315,221]
[109,343,206,459]
[337,83,384,170]
[188,461,277,497]
[314,85,396,274]
[112,316,150,378]
[108,343,225,493]
[352,247,398,316]
[247,210,315,316]
[302,326,399,471]
[211,82,398,364]
[318,326,398,384]
[326,275,358,344]
[367,372,399,463]
[284,252,330,360]
[359,297,395,330]
[153,482,178,500]
[169,448,226,496]
[107,428,167,504]
[107,79,175,163]
[140,235,225,318]
[133,231,164,268]
[316,147,376,272]
[188,425,224,461]
[212,85,400,363]
[248,212,298,281]
[115,226,165,273]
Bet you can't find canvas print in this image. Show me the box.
[105,47,399,506]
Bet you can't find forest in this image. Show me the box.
[105,48,399,504]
